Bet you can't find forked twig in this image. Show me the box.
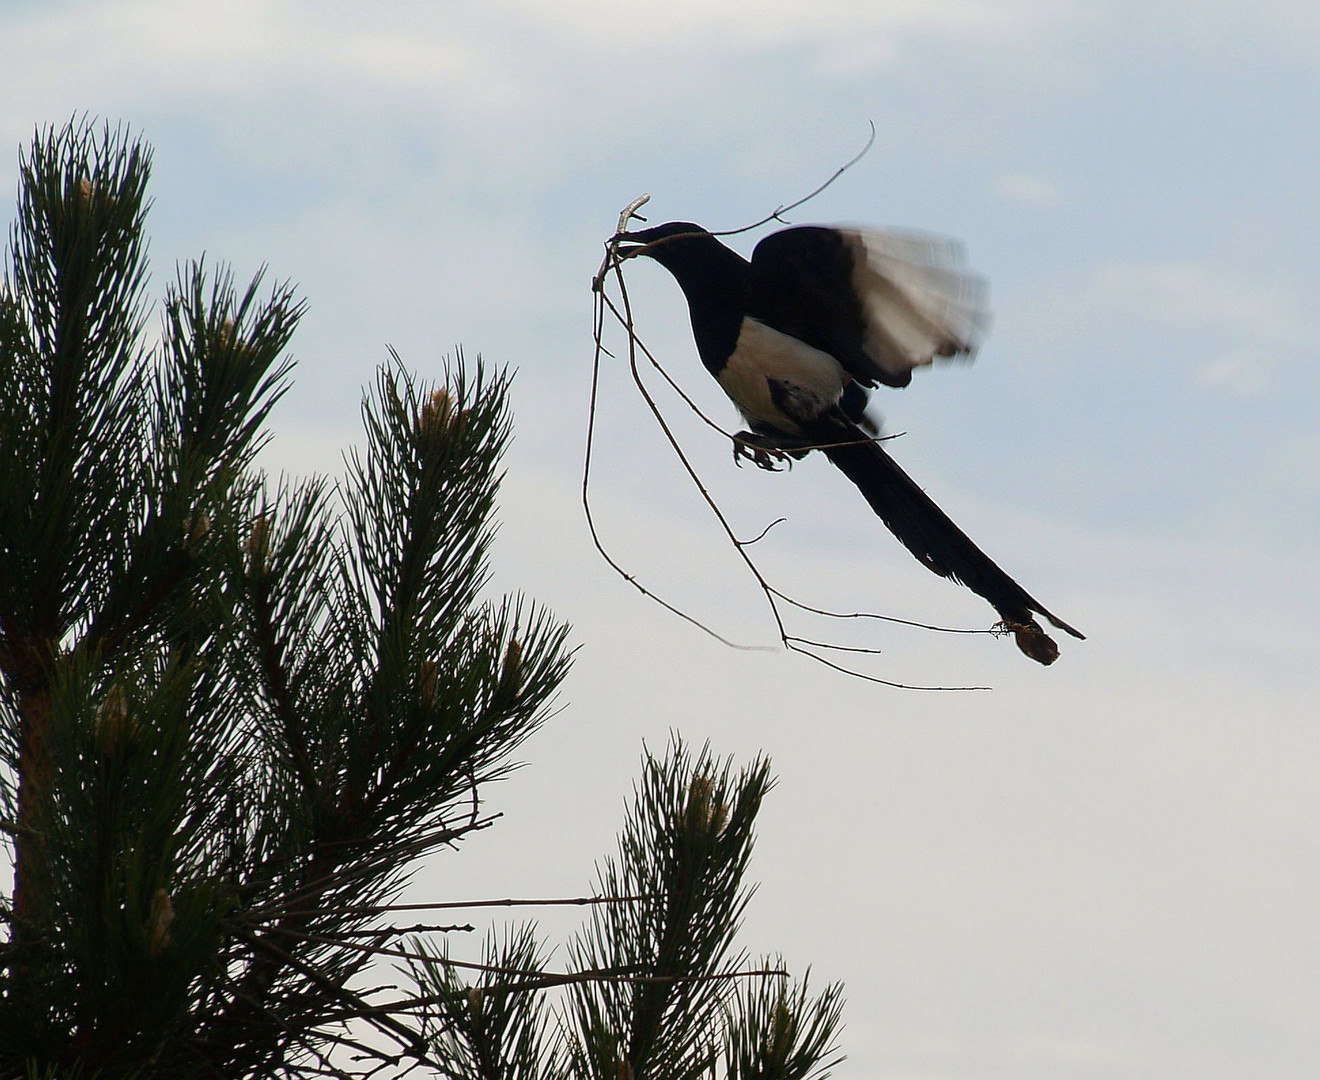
[768,586,991,635]
[714,120,877,237]
[263,922,788,996]
[248,894,645,922]
[584,270,773,653]
[586,129,994,691]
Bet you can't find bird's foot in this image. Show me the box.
[993,619,1060,666]
[732,431,810,472]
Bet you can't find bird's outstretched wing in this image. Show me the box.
[748,226,990,389]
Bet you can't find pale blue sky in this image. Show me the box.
[3,2,1318,1077]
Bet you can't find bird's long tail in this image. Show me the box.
[809,415,1084,664]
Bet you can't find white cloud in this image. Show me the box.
[993,171,1063,206]
[1088,263,1290,329]
[1133,0,1320,56]
[1196,348,1270,392]
[499,0,1077,54]
[1082,261,1312,393]
[0,0,534,133]
[0,0,1079,126]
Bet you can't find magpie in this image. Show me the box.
[615,220,1083,665]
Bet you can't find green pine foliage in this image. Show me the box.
[567,741,771,1080]
[0,119,570,1077]
[408,739,845,1080]
[410,925,561,1080]
[723,968,845,1080]
[0,119,845,1080]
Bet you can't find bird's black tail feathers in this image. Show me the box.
[810,414,1084,665]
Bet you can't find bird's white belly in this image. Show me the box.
[716,318,846,432]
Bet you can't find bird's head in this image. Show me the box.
[612,221,748,296]
[614,221,722,269]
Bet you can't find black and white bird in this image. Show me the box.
[616,220,1083,664]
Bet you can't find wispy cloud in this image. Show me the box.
[993,172,1063,207]
[499,0,1078,54]
[1083,261,1312,393]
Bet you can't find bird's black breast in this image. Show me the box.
[687,304,746,375]
[625,224,752,375]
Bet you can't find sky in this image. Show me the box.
[2,1,1318,1076]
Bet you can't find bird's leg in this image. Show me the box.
[732,431,813,472]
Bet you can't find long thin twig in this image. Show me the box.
[714,121,878,237]
[601,285,899,455]
[267,921,788,996]
[215,974,371,1080]
[768,586,992,636]
[340,923,475,936]
[327,967,791,1022]
[584,259,771,652]
[612,261,984,691]
[586,129,994,691]
[235,927,435,1066]
[250,894,645,921]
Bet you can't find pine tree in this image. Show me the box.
[409,738,845,1080]
[0,119,846,1080]
[0,119,570,1077]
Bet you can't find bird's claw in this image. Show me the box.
[735,444,790,472]
[993,619,1060,666]
[732,432,796,472]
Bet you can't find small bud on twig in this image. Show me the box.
[247,515,271,573]
[419,388,455,439]
[95,684,131,753]
[214,317,255,362]
[148,887,174,956]
[770,998,795,1058]
[419,660,438,709]
[184,508,211,551]
[499,638,522,695]
[688,774,715,830]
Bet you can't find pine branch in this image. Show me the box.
[2,119,155,959]
[723,967,846,1080]
[564,737,774,1080]
[1,119,576,1078]
[1,117,845,1080]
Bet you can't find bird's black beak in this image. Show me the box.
[610,233,652,261]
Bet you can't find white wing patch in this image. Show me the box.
[844,229,990,381]
[717,317,848,432]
